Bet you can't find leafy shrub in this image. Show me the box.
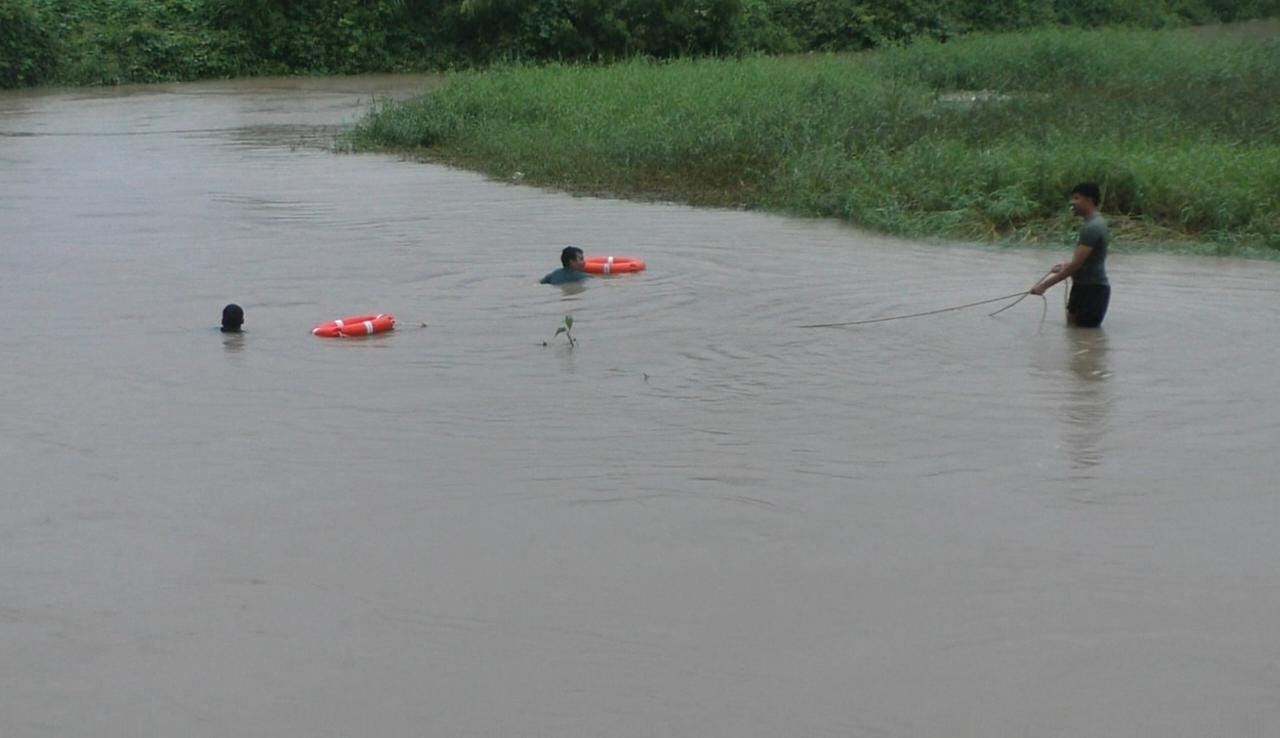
[444,0,745,61]
[208,0,417,74]
[762,0,955,50]
[0,0,57,87]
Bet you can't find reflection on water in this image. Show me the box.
[1063,329,1111,477]
[555,280,588,297]
[1068,329,1110,383]
[221,331,246,354]
[2,76,1279,738]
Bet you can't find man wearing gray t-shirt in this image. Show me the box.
[1031,182,1111,327]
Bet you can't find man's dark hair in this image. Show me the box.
[561,246,584,268]
[221,303,244,333]
[1071,182,1101,206]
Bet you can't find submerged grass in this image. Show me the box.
[348,27,1280,254]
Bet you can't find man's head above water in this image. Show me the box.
[221,303,244,333]
[561,246,585,270]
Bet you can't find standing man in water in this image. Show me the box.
[1031,182,1111,327]
[540,246,590,285]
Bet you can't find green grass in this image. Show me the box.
[348,27,1280,255]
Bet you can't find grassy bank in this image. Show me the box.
[348,27,1280,255]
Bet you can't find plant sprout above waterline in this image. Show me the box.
[554,315,575,347]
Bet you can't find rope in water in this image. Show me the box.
[798,270,1054,330]
[798,292,1030,329]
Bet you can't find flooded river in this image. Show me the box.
[2,76,1277,737]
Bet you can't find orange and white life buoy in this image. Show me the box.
[312,314,396,338]
[584,256,646,275]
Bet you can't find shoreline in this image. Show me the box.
[347,30,1280,260]
[370,144,1280,262]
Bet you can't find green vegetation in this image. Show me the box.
[0,0,57,87]
[3,0,1278,88]
[22,0,246,85]
[348,28,1280,252]
[554,315,577,347]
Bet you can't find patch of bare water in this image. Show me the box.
[2,76,1278,738]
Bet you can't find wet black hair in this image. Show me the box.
[1071,182,1101,206]
[221,303,244,333]
[561,246,584,268]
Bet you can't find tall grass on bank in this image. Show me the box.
[349,28,1280,252]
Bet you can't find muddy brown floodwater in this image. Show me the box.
[2,75,1278,738]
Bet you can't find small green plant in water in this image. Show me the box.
[554,315,576,347]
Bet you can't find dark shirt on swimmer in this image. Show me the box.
[540,268,590,285]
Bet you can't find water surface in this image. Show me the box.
[2,75,1277,738]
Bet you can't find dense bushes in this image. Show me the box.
[2,0,1277,88]
[207,0,425,74]
[442,0,745,61]
[757,0,954,51]
[26,0,249,84]
[0,0,57,87]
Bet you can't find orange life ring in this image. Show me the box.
[312,314,396,338]
[584,256,646,275]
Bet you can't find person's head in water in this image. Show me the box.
[561,246,585,271]
[1070,182,1101,218]
[221,304,244,333]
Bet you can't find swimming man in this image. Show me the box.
[540,246,590,285]
[221,304,244,333]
